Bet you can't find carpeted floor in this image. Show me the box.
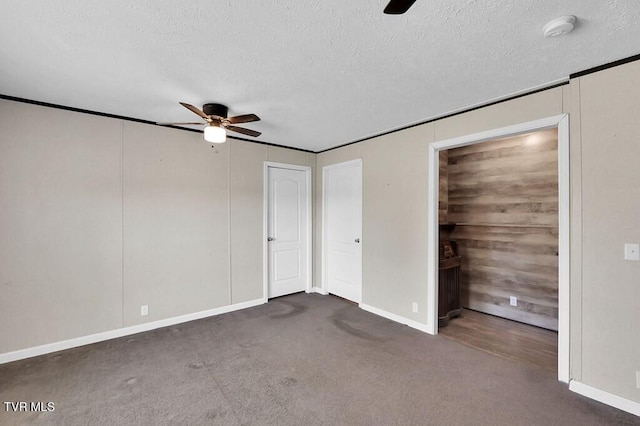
[0,293,637,425]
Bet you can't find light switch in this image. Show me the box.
[624,244,640,261]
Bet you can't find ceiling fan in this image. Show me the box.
[384,0,417,14]
[158,102,261,143]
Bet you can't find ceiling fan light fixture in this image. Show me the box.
[204,124,226,143]
[161,102,261,140]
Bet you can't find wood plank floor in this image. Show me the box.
[438,309,558,374]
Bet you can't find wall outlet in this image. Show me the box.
[509,296,518,307]
[140,305,149,316]
[624,243,640,261]
[636,371,640,389]
[412,302,419,313]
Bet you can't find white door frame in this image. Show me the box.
[427,114,570,383]
[321,158,363,298]
[263,162,313,303]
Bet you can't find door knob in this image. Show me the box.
[355,238,360,243]
[268,237,275,242]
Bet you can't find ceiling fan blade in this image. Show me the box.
[179,102,210,121]
[226,125,261,138]
[383,0,417,14]
[227,113,261,124]
[156,121,204,126]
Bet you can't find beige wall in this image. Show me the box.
[361,125,433,322]
[230,141,268,303]
[0,99,313,354]
[0,103,123,353]
[573,60,640,402]
[122,122,231,325]
[433,88,564,140]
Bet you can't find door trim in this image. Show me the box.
[321,158,363,299]
[426,114,570,383]
[263,162,312,303]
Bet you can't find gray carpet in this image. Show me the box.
[0,293,637,425]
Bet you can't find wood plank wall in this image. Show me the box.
[446,129,559,330]
[439,151,448,224]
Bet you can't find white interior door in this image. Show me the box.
[268,166,308,298]
[323,159,362,303]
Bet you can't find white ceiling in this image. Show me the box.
[1,1,639,152]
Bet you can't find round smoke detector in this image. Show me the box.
[543,15,576,38]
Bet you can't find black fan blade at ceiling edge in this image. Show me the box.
[227,113,261,124]
[156,122,204,126]
[226,125,261,138]
[384,0,417,14]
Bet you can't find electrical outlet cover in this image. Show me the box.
[624,244,640,261]
[510,296,517,306]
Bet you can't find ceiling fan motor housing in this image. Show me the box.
[203,103,228,118]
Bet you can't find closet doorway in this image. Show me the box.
[426,115,570,383]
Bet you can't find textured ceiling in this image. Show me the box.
[1,1,639,151]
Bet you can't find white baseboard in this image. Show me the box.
[0,298,265,365]
[570,380,640,417]
[308,286,328,295]
[359,303,430,333]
